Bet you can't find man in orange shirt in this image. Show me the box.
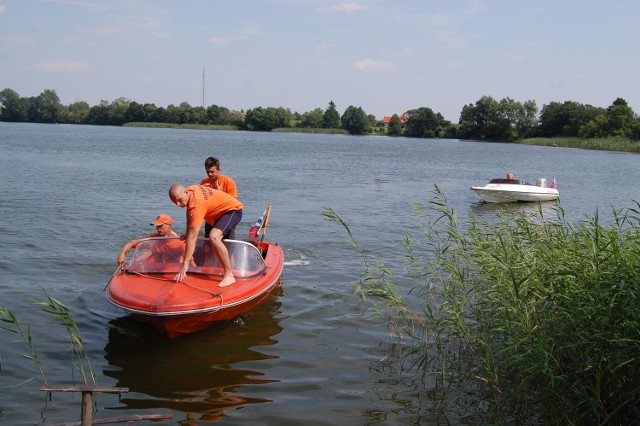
[201,156,239,239]
[169,184,243,287]
[117,214,178,264]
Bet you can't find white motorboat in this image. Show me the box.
[471,178,559,203]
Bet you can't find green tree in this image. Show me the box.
[191,106,207,124]
[387,114,403,136]
[109,97,131,125]
[516,99,539,138]
[227,110,245,128]
[244,106,290,131]
[66,101,90,124]
[0,88,30,122]
[458,96,520,141]
[206,104,231,125]
[606,97,635,136]
[300,108,324,128]
[323,100,341,129]
[538,101,603,137]
[165,104,185,124]
[85,100,112,125]
[341,105,369,135]
[404,107,449,138]
[124,101,146,123]
[142,103,158,122]
[32,89,63,123]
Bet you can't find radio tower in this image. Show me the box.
[202,68,206,108]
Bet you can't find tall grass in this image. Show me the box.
[123,122,238,131]
[0,289,97,387]
[520,137,640,153]
[272,127,348,134]
[325,187,640,424]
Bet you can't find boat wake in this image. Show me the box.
[283,251,311,267]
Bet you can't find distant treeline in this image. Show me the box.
[1,87,639,142]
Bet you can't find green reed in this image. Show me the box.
[326,187,640,424]
[0,289,97,387]
[1,305,48,386]
[521,137,640,153]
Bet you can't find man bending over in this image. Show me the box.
[169,184,243,287]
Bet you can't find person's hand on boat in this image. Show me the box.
[174,263,189,282]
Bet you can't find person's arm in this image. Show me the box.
[174,224,199,282]
[117,240,136,264]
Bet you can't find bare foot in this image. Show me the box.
[218,275,236,287]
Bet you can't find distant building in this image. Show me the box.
[382,114,408,127]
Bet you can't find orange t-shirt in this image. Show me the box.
[200,175,238,198]
[131,231,178,248]
[186,185,243,228]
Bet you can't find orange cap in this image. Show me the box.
[150,214,174,226]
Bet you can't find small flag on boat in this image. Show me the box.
[249,204,271,238]
[550,177,556,189]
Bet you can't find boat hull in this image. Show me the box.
[106,240,284,337]
[472,187,559,203]
[128,276,282,337]
[471,182,559,203]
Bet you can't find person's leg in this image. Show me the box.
[208,228,235,287]
[204,222,213,238]
[214,210,242,240]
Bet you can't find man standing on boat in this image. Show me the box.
[200,156,239,239]
[169,184,243,287]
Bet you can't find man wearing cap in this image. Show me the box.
[116,214,178,265]
[169,183,243,287]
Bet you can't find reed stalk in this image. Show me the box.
[31,290,97,387]
[0,289,97,388]
[328,187,640,424]
[0,306,48,386]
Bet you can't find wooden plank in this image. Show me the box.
[46,414,172,426]
[41,386,129,394]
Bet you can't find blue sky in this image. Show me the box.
[1,0,638,122]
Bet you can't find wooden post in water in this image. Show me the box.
[80,390,93,425]
[41,385,172,425]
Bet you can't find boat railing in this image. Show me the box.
[488,178,531,185]
[126,237,267,278]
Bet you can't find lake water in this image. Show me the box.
[0,122,638,425]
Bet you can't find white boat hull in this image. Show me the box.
[471,184,559,203]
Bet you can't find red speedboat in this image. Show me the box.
[106,237,284,337]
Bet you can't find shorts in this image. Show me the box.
[206,209,242,240]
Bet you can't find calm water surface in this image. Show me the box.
[0,123,638,425]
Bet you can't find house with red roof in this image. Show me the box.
[382,114,408,127]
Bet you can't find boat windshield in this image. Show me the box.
[488,178,530,185]
[126,237,267,278]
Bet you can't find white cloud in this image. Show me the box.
[36,60,90,72]
[323,3,367,14]
[43,0,111,13]
[209,24,262,46]
[0,34,35,46]
[0,5,7,14]
[353,58,395,71]
[314,42,332,54]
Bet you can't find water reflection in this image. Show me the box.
[469,200,561,221]
[103,288,284,423]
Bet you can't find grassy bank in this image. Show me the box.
[272,127,348,134]
[326,189,640,424]
[123,122,238,131]
[520,136,640,153]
